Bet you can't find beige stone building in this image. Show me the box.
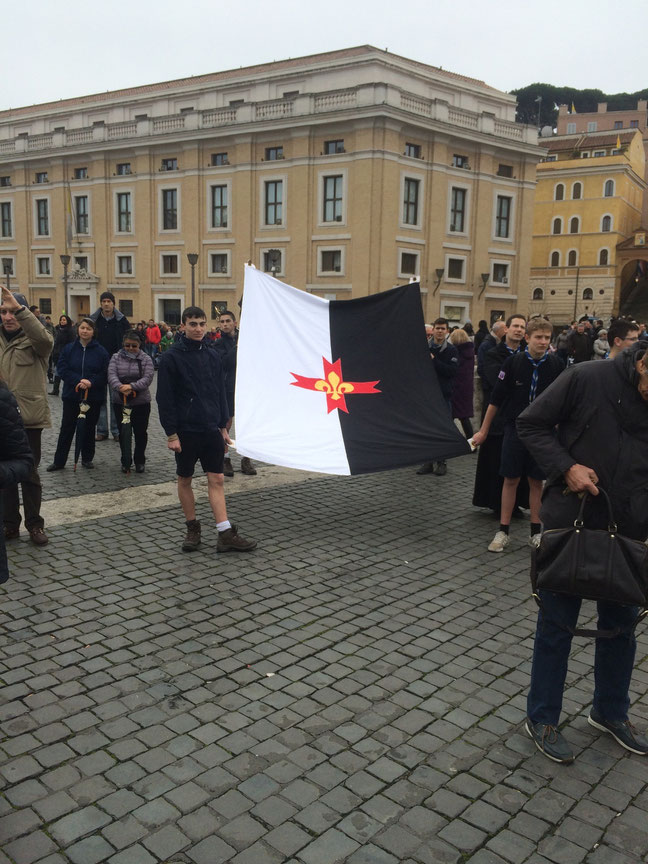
[0,46,541,326]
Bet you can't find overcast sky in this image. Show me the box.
[3,0,645,111]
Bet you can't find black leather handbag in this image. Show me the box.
[530,487,648,637]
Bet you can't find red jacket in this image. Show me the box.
[145,325,161,345]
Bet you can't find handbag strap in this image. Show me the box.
[574,487,617,533]
[532,592,648,638]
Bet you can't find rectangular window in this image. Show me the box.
[1,202,11,237]
[323,175,343,222]
[495,195,512,238]
[264,181,283,225]
[324,140,345,155]
[36,199,49,235]
[400,252,418,275]
[161,158,178,171]
[39,298,52,314]
[1,258,13,275]
[263,249,282,273]
[162,189,178,230]
[265,146,283,161]
[117,192,132,232]
[403,178,420,225]
[210,253,228,274]
[405,143,421,159]
[75,196,89,234]
[581,152,590,158]
[450,187,466,233]
[593,150,606,157]
[321,250,342,272]
[211,152,229,166]
[0,176,11,187]
[74,167,88,179]
[119,299,133,317]
[452,154,469,169]
[37,257,50,275]
[587,121,598,132]
[544,155,557,162]
[493,263,509,283]
[447,258,464,280]
[630,120,639,128]
[211,185,228,228]
[566,122,576,134]
[497,164,513,177]
[74,256,88,270]
[162,254,178,274]
[117,255,133,275]
[614,121,623,130]
[117,162,132,175]
[35,172,48,184]
[211,300,227,320]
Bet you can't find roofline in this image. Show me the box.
[0,45,502,119]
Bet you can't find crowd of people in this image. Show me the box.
[2,285,648,766]
[0,289,257,554]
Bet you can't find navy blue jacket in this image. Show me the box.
[156,334,230,436]
[212,331,237,395]
[56,339,109,402]
[429,338,459,401]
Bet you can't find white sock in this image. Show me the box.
[217,520,231,533]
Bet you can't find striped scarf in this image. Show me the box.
[525,348,548,402]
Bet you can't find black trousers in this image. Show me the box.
[2,428,44,531]
[53,400,101,467]
[114,402,151,466]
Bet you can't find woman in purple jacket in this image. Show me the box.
[108,331,154,473]
[449,328,475,438]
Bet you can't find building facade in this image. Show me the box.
[0,46,541,326]
[529,129,646,323]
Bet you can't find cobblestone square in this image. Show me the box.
[1,390,648,862]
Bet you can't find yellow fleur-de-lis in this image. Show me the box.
[314,370,355,401]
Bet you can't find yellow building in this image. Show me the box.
[530,129,646,323]
[0,46,542,326]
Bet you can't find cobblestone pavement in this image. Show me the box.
[1,388,648,863]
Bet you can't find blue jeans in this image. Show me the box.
[97,398,119,437]
[527,590,637,725]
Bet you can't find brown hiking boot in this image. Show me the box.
[28,527,49,546]
[240,457,257,476]
[223,457,234,477]
[217,525,257,553]
[182,519,201,552]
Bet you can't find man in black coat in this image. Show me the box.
[213,310,256,477]
[516,342,648,764]
[90,291,130,440]
[417,317,458,476]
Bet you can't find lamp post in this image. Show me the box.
[3,259,11,295]
[432,268,444,295]
[478,272,490,298]
[60,254,71,316]
[187,253,199,306]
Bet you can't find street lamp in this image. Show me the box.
[187,253,199,306]
[60,254,71,316]
[3,259,12,295]
[478,272,490,298]
[432,268,444,295]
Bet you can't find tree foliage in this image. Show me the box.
[511,83,648,128]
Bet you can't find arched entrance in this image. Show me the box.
[618,258,648,319]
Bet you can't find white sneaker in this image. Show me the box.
[488,530,510,553]
[528,533,542,549]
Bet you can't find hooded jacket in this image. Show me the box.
[0,306,53,429]
[108,348,154,405]
[156,334,229,436]
[56,339,109,403]
[517,345,648,539]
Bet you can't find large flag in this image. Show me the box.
[235,267,470,475]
